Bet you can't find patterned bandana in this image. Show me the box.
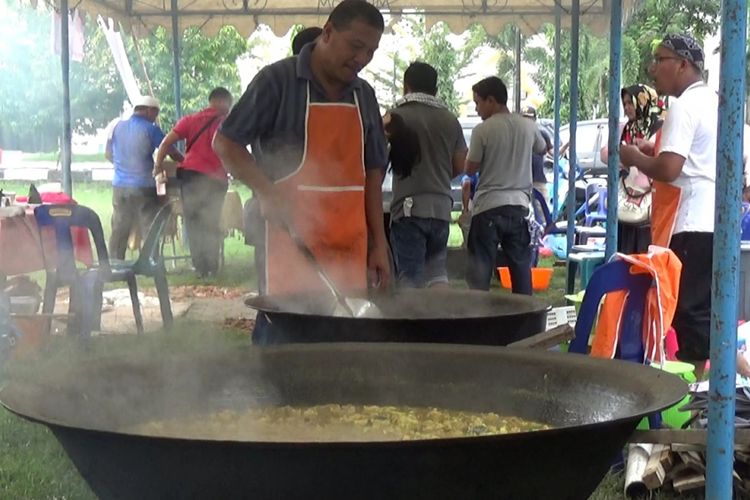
[393,92,447,110]
[660,33,705,71]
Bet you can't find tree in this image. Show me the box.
[418,21,487,114]
[0,0,248,152]
[526,26,637,122]
[128,25,248,128]
[624,0,720,83]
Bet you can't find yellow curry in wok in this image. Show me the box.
[131,404,549,442]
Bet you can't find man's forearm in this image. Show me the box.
[156,132,180,168]
[213,132,273,196]
[465,160,480,176]
[627,151,677,182]
[364,168,388,248]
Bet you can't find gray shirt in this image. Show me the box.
[390,102,467,222]
[467,112,546,216]
[219,43,388,180]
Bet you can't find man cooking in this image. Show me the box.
[213,0,390,344]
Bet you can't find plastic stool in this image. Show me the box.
[566,251,605,294]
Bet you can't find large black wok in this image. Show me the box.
[1,343,685,500]
[245,288,550,345]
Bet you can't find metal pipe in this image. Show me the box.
[123,7,610,17]
[60,0,72,196]
[706,0,748,494]
[604,0,621,260]
[171,0,182,120]
[514,26,522,113]
[553,3,562,219]
[566,0,580,253]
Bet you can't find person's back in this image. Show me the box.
[385,62,466,288]
[464,76,545,294]
[470,112,541,215]
[111,114,163,188]
[390,103,464,221]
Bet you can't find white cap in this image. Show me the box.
[133,95,160,109]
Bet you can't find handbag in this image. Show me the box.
[618,166,652,225]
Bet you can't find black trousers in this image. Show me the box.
[466,205,532,294]
[110,187,161,260]
[670,231,713,362]
[179,169,228,275]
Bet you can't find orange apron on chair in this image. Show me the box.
[590,248,682,362]
[649,130,682,247]
[265,84,368,295]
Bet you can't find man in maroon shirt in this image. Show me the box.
[155,87,233,278]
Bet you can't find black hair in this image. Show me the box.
[328,0,384,32]
[292,27,323,55]
[471,77,508,106]
[209,87,232,102]
[385,113,421,179]
[404,62,438,95]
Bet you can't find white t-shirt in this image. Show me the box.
[659,81,718,234]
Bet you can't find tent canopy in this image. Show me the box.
[33,0,636,36]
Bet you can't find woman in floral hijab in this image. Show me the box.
[617,84,666,254]
[620,84,666,145]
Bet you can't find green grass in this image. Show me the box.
[0,180,258,291]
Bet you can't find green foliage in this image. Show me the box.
[488,25,521,86]
[525,25,638,122]
[624,0,720,83]
[0,0,247,151]
[128,25,248,128]
[417,21,487,114]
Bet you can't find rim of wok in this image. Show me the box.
[244,288,552,320]
[0,343,688,447]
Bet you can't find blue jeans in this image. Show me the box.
[466,206,532,294]
[390,217,450,288]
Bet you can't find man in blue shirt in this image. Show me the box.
[106,95,183,259]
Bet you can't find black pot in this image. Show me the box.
[245,288,550,346]
[0,343,687,500]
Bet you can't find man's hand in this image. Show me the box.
[619,144,642,167]
[635,137,656,156]
[152,162,165,178]
[367,241,391,290]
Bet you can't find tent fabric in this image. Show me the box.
[30,0,638,36]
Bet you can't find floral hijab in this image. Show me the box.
[620,84,667,145]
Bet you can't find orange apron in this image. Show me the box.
[265,84,367,295]
[649,130,682,247]
[590,248,682,362]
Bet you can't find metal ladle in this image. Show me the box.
[286,225,379,318]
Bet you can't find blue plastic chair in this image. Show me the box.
[584,183,607,226]
[109,201,175,332]
[34,204,111,337]
[568,258,661,427]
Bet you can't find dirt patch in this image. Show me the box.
[223,317,256,331]
[168,286,250,301]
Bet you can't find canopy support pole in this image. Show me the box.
[60,0,72,196]
[552,3,562,219]
[566,0,580,254]
[171,0,182,120]
[605,0,622,260]
[707,0,747,494]
[514,26,522,112]
[552,2,562,220]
